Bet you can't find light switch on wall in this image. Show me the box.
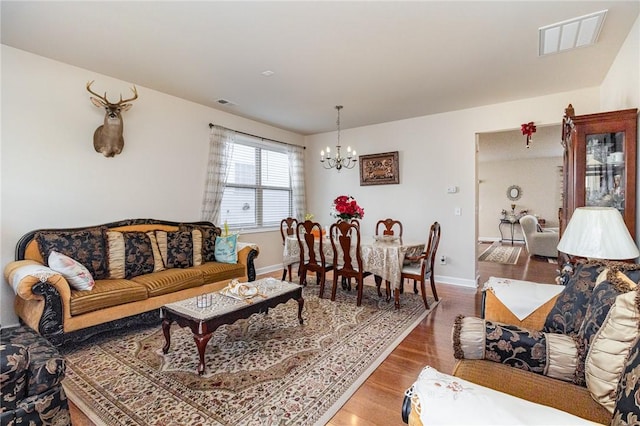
[454,207,461,216]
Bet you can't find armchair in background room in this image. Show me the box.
[519,215,558,258]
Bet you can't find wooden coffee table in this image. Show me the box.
[160,278,304,375]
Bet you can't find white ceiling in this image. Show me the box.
[2,1,638,135]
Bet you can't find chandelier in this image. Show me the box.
[320,105,357,171]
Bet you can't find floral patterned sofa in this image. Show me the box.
[403,260,640,425]
[0,325,70,425]
[4,219,259,346]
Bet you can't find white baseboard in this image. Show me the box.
[478,237,500,243]
[256,264,284,276]
[434,274,477,288]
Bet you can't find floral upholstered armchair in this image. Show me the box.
[0,326,70,425]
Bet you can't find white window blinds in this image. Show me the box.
[220,134,292,231]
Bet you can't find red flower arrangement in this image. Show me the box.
[330,195,365,221]
[521,122,536,148]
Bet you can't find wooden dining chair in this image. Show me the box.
[375,218,403,295]
[280,217,298,281]
[330,220,372,306]
[296,220,333,296]
[399,222,441,309]
[375,218,403,238]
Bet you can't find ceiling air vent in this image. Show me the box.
[539,10,607,56]
[216,98,236,106]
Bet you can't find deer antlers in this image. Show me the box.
[86,80,138,105]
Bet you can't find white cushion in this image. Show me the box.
[47,250,95,291]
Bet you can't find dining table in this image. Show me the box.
[282,234,425,299]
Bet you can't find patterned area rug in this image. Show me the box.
[478,243,521,264]
[61,284,437,426]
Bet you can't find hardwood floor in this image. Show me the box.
[68,242,558,426]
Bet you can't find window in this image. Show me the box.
[220,135,292,231]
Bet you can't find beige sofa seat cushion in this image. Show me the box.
[70,279,148,316]
[131,268,204,297]
[194,261,246,284]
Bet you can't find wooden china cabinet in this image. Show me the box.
[560,104,638,239]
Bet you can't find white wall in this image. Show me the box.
[478,157,563,241]
[600,15,640,242]
[304,88,600,287]
[1,46,304,326]
[600,16,639,111]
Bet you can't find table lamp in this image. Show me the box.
[557,207,639,260]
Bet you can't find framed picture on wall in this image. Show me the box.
[359,151,399,186]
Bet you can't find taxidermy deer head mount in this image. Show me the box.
[87,81,138,157]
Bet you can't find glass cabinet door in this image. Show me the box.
[585,132,626,214]
[561,105,637,242]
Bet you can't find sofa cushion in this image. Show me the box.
[193,261,246,284]
[585,288,640,412]
[155,231,199,268]
[453,316,578,383]
[107,231,164,279]
[179,224,220,262]
[69,279,149,316]
[215,234,238,264]
[47,251,95,291]
[574,270,639,386]
[612,335,640,424]
[130,268,204,297]
[35,226,109,280]
[543,261,606,335]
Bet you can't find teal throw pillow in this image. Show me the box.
[215,234,238,264]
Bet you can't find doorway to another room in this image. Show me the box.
[476,125,563,279]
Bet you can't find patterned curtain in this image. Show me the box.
[287,144,306,220]
[201,126,235,224]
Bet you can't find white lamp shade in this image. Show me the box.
[557,207,639,260]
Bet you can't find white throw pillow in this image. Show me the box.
[48,250,95,291]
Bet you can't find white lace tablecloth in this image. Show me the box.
[283,235,424,290]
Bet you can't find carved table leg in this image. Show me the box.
[193,332,213,375]
[297,297,305,325]
[394,288,401,310]
[162,317,173,354]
